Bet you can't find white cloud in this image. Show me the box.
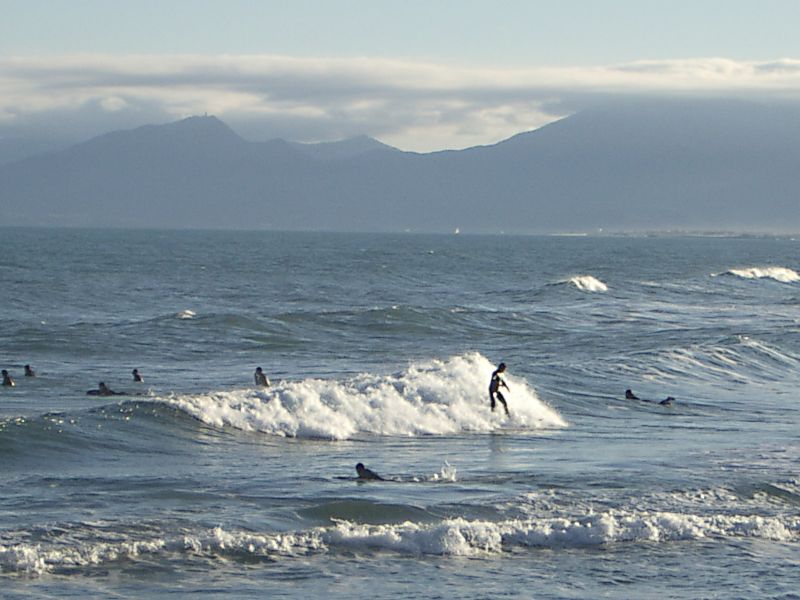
[2,54,800,151]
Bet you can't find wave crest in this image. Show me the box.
[565,275,608,292]
[153,353,566,440]
[718,266,800,283]
[5,510,798,575]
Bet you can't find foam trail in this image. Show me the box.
[716,266,800,283]
[565,275,608,292]
[155,353,566,440]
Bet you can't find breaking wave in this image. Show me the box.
[151,353,566,439]
[716,266,800,283]
[563,275,608,292]
[4,510,798,575]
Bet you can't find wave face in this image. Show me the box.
[602,336,800,389]
[155,353,566,439]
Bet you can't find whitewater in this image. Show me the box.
[159,353,565,439]
[1,229,799,598]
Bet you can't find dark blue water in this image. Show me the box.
[1,228,799,598]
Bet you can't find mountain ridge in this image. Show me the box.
[1,99,799,233]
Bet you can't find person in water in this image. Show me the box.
[24,365,35,377]
[355,463,384,481]
[626,389,675,406]
[489,362,510,416]
[254,367,270,387]
[87,382,119,396]
[132,368,143,382]
[2,370,14,387]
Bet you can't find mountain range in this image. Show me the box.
[2,99,799,233]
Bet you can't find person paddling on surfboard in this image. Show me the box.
[356,463,384,480]
[87,382,122,396]
[626,389,675,406]
[489,362,510,416]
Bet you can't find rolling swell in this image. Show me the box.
[617,336,800,386]
[278,304,506,339]
[1,401,219,464]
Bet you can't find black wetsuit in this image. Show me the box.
[489,370,509,415]
[356,464,384,480]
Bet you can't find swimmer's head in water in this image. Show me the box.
[356,463,365,471]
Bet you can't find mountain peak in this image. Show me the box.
[150,114,244,143]
[64,114,246,158]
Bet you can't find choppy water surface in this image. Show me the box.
[1,229,798,598]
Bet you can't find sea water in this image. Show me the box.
[1,229,798,598]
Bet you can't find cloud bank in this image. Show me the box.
[3,54,800,151]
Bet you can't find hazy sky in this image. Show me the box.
[3,0,800,150]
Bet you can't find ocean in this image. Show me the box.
[1,228,798,598]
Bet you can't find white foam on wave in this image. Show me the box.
[4,510,798,574]
[565,275,608,292]
[0,526,325,576]
[177,309,196,320]
[718,266,800,283]
[155,353,566,440]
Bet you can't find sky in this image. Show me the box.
[3,0,800,151]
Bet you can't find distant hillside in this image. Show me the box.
[1,101,799,233]
[287,135,398,160]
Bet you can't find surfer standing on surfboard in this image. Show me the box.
[489,362,510,416]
